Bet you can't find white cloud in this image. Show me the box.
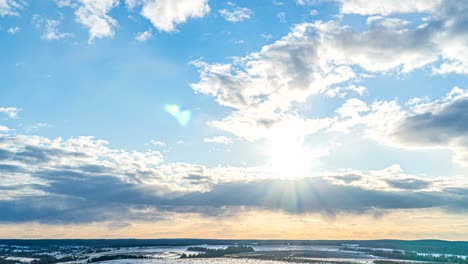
[135,29,152,41]
[72,0,119,42]
[141,0,210,32]
[260,33,273,41]
[336,98,369,118]
[0,0,23,16]
[192,0,467,141]
[0,107,21,118]
[219,3,253,23]
[329,87,468,167]
[334,1,467,75]
[296,0,314,5]
[433,61,468,75]
[276,12,286,23]
[125,0,140,9]
[204,136,233,145]
[32,15,73,41]
[272,0,283,6]
[55,0,77,8]
[337,0,442,15]
[366,16,411,29]
[148,140,167,148]
[323,85,367,98]
[0,125,11,133]
[23,123,51,133]
[7,26,20,34]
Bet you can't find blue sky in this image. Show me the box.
[1,0,468,239]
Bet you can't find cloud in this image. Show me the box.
[0,0,23,16]
[1,132,468,224]
[170,177,466,216]
[124,0,140,9]
[32,15,73,40]
[191,23,335,140]
[219,3,253,23]
[0,126,10,133]
[191,0,467,141]
[55,0,78,8]
[148,140,167,148]
[7,26,20,34]
[330,87,468,167]
[204,136,233,145]
[385,178,432,190]
[135,29,152,41]
[67,0,119,42]
[0,107,21,118]
[276,12,286,23]
[296,0,314,5]
[337,0,442,16]
[391,88,468,166]
[335,0,468,74]
[366,16,411,29]
[141,0,210,32]
[323,85,366,98]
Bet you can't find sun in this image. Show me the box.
[265,126,313,178]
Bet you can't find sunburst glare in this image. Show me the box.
[265,126,314,178]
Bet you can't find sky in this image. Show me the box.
[0,0,468,240]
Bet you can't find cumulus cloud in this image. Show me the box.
[191,0,467,141]
[60,0,119,42]
[392,88,468,166]
[0,0,24,16]
[335,0,468,74]
[219,3,253,23]
[330,87,468,167]
[191,23,336,140]
[141,0,210,32]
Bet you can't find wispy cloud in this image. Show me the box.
[204,136,233,145]
[0,107,21,118]
[219,2,253,23]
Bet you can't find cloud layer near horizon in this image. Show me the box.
[1,133,468,224]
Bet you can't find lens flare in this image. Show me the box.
[164,104,191,127]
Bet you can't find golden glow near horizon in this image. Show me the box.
[2,209,468,240]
